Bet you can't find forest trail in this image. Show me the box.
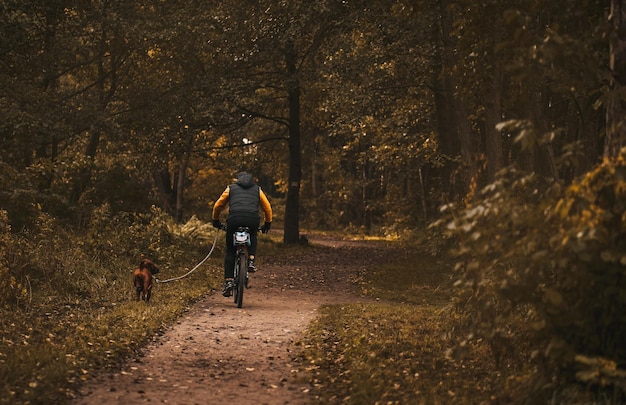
[73,234,393,405]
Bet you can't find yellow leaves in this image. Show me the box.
[554,197,573,219]
[531,319,546,331]
[575,354,626,387]
[147,46,162,59]
[615,179,626,197]
[542,288,563,308]
[600,250,621,263]
[255,87,277,97]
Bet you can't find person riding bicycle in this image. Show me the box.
[211,171,272,297]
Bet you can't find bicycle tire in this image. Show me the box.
[233,257,239,304]
[236,251,247,308]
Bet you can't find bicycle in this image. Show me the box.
[221,224,256,308]
[233,226,253,308]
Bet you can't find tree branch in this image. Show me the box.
[197,136,288,152]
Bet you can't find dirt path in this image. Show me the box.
[73,235,391,405]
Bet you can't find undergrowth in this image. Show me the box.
[297,301,500,404]
[296,206,626,405]
[434,151,626,404]
[294,234,502,404]
[0,206,224,405]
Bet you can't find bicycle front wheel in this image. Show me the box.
[233,258,239,304]
[236,252,247,308]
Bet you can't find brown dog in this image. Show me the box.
[133,259,160,302]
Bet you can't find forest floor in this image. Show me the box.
[72,234,391,405]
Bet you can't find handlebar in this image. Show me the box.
[218,224,267,233]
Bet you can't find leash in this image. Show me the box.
[155,228,221,284]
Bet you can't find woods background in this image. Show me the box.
[2,1,626,404]
[2,0,618,240]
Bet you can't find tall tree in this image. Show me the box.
[606,0,626,158]
[207,0,368,243]
[438,0,477,196]
[0,1,75,173]
[69,0,128,203]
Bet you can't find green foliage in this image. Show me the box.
[0,207,85,309]
[0,210,31,309]
[437,150,626,402]
[295,239,500,404]
[80,164,154,213]
[0,208,222,404]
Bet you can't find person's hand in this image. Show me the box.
[260,222,271,234]
[212,219,223,229]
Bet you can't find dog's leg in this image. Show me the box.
[134,272,144,301]
[145,276,153,302]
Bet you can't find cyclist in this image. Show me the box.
[211,171,272,297]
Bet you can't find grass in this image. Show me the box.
[297,303,499,404]
[0,210,227,405]
[0,210,288,405]
[4,219,607,404]
[0,262,221,405]
[294,237,502,404]
[359,246,452,306]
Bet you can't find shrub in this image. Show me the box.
[0,204,220,403]
[438,151,626,403]
[0,210,31,309]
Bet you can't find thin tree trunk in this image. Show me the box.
[439,0,476,197]
[484,21,504,182]
[418,166,428,223]
[310,130,320,198]
[69,131,100,204]
[175,154,188,223]
[606,0,626,158]
[531,90,560,180]
[283,42,302,244]
[174,134,196,223]
[153,168,174,215]
[433,76,459,203]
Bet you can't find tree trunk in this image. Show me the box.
[605,0,626,158]
[69,131,100,204]
[283,42,302,244]
[484,22,504,182]
[418,166,428,223]
[310,130,320,198]
[531,90,560,180]
[433,75,459,203]
[172,132,196,223]
[175,154,189,223]
[455,97,476,194]
[439,0,476,197]
[153,168,175,216]
[69,2,112,205]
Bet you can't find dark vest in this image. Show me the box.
[228,184,260,221]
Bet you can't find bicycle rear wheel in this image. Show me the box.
[235,251,247,308]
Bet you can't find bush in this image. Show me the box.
[0,210,31,309]
[0,204,220,404]
[438,151,626,403]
